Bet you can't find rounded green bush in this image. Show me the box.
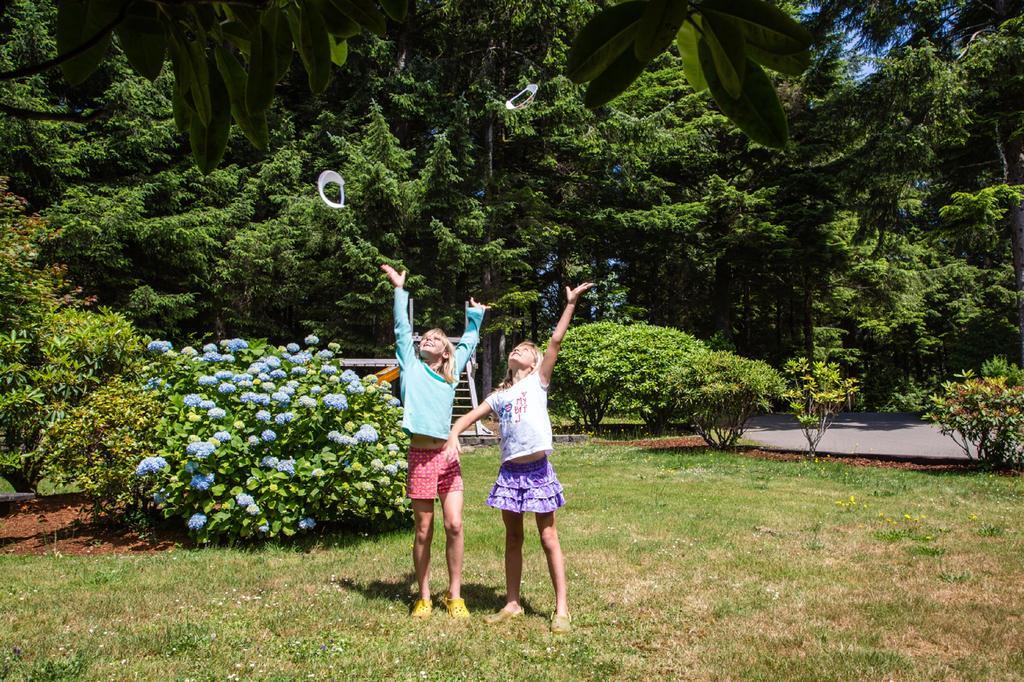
[669,350,785,448]
[137,336,410,542]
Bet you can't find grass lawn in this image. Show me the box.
[3,443,1024,680]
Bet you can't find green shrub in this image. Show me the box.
[552,322,706,431]
[0,308,144,490]
[980,356,1024,387]
[784,358,859,456]
[670,351,785,448]
[137,336,411,542]
[611,323,705,431]
[40,378,161,519]
[549,322,626,429]
[925,372,1024,466]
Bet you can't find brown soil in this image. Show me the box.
[0,493,188,556]
[597,437,994,473]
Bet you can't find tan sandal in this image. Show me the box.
[483,606,524,625]
[550,613,572,634]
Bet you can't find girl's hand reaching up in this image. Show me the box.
[469,297,490,311]
[566,283,594,305]
[381,264,406,289]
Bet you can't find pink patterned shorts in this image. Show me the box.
[407,447,463,500]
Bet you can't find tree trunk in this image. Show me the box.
[712,257,732,340]
[1003,136,1024,365]
[803,279,814,361]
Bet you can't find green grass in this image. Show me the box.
[2,444,1024,680]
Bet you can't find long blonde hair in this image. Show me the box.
[494,341,542,392]
[423,328,458,384]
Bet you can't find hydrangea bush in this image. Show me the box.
[137,336,410,542]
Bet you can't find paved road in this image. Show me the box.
[744,413,976,461]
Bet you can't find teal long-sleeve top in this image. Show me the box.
[393,288,484,439]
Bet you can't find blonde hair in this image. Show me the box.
[423,328,458,384]
[494,341,542,392]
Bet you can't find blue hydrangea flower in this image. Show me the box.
[207,407,226,420]
[305,334,319,346]
[298,396,317,409]
[198,376,218,386]
[261,382,276,393]
[187,513,207,530]
[388,397,401,407]
[384,464,399,476]
[153,489,167,504]
[286,343,300,353]
[328,431,358,447]
[276,458,295,476]
[201,351,222,363]
[235,493,255,507]
[341,370,359,383]
[198,399,216,410]
[189,473,214,491]
[270,369,287,380]
[237,380,253,389]
[255,410,272,422]
[135,456,168,476]
[371,458,384,470]
[310,386,323,395]
[147,340,173,353]
[291,366,308,376]
[249,362,268,374]
[258,524,269,533]
[221,354,236,363]
[203,343,218,353]
[316,350,334,359]
[322,394,348,410]
[298,517,316,530]
[214,370,234,380]
[213,431,232,443]
[245,504,260,516]
[233,373,253,383]
[291,351,312,364]
[356,424,378,443]
[321,365,338,375]
[271,392,291,404]
[218,382,236,394]
[387,444,399,452]
[184,461,198,474]
[281,386,295,397]
[264,356,282,369]
[260,456,279,469]
[143,377,164,391]
[247,435,260,447]
[275,412,294,425]
[223,338,249,352]
[184,393,203,407]
[186,441,216,459]
[261,429,277,442]
[258,373,272,382]
[346,381,365,395]
[287,379,300,387]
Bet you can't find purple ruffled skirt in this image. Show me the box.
[486,456,565,514]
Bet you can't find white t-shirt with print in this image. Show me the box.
[485,371,554,463]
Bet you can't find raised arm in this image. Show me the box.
[539,283,594,387]
[453,297,488,373]
[443,400,495,459]
[381,264,415,369]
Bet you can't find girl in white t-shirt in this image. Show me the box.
[445,282,593,634]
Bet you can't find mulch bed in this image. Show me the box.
[597,437,995,474]
[0,493,188,556]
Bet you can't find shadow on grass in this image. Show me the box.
[334,572,541,616]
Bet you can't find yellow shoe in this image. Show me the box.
[443,592,470,619]
[410,598,433,619]
[550,613,572,634]
[483,606,524,625]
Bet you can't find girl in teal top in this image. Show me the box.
[381,264,487,620]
